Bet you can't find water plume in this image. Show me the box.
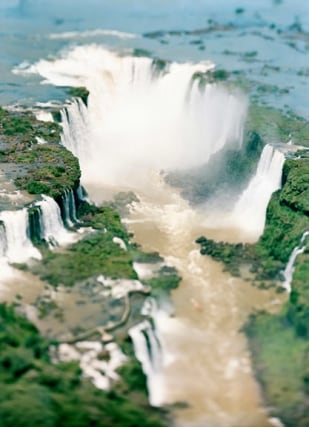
[24,45,248,192]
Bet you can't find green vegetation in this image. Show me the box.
[288,248,309,338]
[197,152,309,425]
[191,68,230,89]
[33,232,137,287]
[245,312,309,427]
[245,247,309,426]
[0,304,168,427]
[195,139,309,425]
[152,59,168,77]
[77,201,130,240]
[197,156,309,280]
[14,145,80,198]
[67,87,89,105]
[0,107,80,199]
[117,338,148,395]
[32,203,136,286]
[254,190,309,269]
[143,266,181,295]
[133,48,152,58]
[167,129,264,204]
[247,104,309,147]
[280,158,309,213]
[31,202,180,293]
[0,107,60,144]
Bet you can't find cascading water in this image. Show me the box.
[283,230,309,292]
[0,209,41,263]
[61,188,78,227]
[32,46,247,190]
[0,222,7,258]
[35,195,75,247]
[230,144,285,239]
[61,98,89,161]
[129,298,165,407]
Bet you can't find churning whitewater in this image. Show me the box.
[20,45,288,427]
[21,45,247,189]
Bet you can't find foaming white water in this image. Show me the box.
[36,195,75,247]
[208,144,284,241]
[283,230,309,292]
[129,298,165,407]
[23,45,247,189]
[35,110,54,122]
[231,145,285,238]
[61,189,78,227]
[48,29,137,40]
[61,99,89,164]
[0,209,41,263]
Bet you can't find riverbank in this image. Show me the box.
[0,105,176,426]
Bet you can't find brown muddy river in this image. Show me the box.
[88,178,285,427]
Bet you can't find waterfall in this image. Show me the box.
[231,144,285,239]
[129,298,165,407]
[0,222,7,258]
[61,189,78,227]
[61,98,89,160]
[36,195,75,247]
[283,231,309,292]
[29,45,247,190]
[0,209,41,263]
[76,184,89,202]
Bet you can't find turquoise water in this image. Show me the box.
[0,0,308,115]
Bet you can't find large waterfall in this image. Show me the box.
[129,298,165,407]
[0,209,41,263]
[36,195,75,247]
[230,144,285,239]
[29,46,247,191]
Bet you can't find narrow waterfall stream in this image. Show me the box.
[0,209,41,263]
[283,231,309,292]
[36,195,75,246]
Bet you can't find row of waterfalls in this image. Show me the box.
[0,189,78,266]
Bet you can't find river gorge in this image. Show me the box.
[0,1,308,427]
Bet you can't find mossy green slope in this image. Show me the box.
[31,201,181,291]
[0,304,167,427]
[245,243,309,426]
[0,107,80,198]
[32,203,137,286]
[197,156,309,280]
[247,104,309,147]
[245,310,309,427]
